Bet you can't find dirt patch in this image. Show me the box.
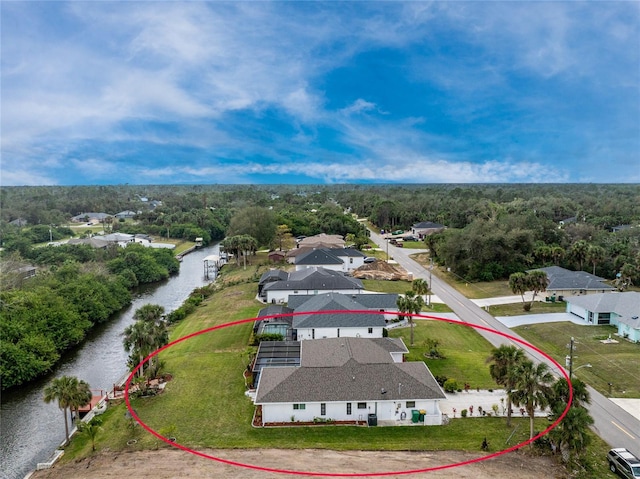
[31,448,565,478]
[353,261,410,281]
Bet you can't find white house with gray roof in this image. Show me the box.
[254,337,446,426]
[530,266,615,298]
[566,292,640,342]
[294,248,367,273]
[261,267,364,304]
[291,293,388,340]
[288,292,400,324]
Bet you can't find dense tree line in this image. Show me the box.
[333,184,640,283]
[0,245,179,390]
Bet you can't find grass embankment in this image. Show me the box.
[514,322,640,399]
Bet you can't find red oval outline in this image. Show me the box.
[125,310,572,477]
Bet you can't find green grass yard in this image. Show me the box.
[514,322,640,399]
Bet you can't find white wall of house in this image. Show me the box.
[337,256,365,272]
[296,326,383,340]
[260,399,442,424]
[266,288,362,304]
[566,303,587,321]
[295,264,343,272]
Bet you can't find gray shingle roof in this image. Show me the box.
[291,294,387,329]
[259,269,289,285]
[568,292,640,326]
[255,338,444,404]
[531,266,615,291]
[262,268,363,292]
[287,292,398,310]
[413,221,444,229]
[295,249,343,266]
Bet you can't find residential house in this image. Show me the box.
[566,292,640,342]
[9,218,28,227]
[67,237,111,249]
[260,267,364,304]
[70,212,112,223]
[410,221,445,239]
[290,292,388,340]
[287,292,400,323]
[529,266,615,299]
[297,233,345,249]
[258,269,290,297]
[254,337,446,426]
[114,210,137,220]
[612,224,633,233]
[294,248,366,273]
[268,251,287,263]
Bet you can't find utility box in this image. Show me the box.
[368,413,377,426]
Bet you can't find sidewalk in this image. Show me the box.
[440,389,549,419]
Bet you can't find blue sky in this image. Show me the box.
[1,1,639,186]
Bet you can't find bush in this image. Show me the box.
[461,409,468,418]
[434,375,448,387]
[443,378,458,393]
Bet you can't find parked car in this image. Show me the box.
[403,235,418,242]
[363,257,377,263]
[391,230,404,235]
[608,448,640,478]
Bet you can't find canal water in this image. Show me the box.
[0,244,220,479]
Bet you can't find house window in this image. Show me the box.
[357,402,367,409]
[294,290,299,294]
[406,401,415,408]
[312,329,315,339]
[346,403,352,415]
[320,403,326,416]
[337,328,340,338]
[350,257,353,264]
[368,327,373,334]
[293,404,306,410]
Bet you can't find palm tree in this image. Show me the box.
[43,376,83,445]
[124,305,169,378]
[411,278,429,304]
[123,320,151,378]
[133,304,165,323]
[526,270,549,309]
[510,360,554,441]
[551,246,565,265]
[487,345,525,427]
[550,377,591,412]
[549,402,594,464]
[508,272,528,308]
[548,378,593,464]
[586,245,606,276]
[78,417,103,451]
[397,291,423,346]
[569,240,589,271]
[69,379,92,423]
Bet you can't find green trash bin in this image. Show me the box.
[411,410,420,423]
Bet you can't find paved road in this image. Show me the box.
[369,229,640,457]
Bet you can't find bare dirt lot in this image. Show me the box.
[31,448,565,478]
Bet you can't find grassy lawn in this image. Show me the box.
[390,321,497,389]
[514,322,640,398]
[487,301,567,317]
